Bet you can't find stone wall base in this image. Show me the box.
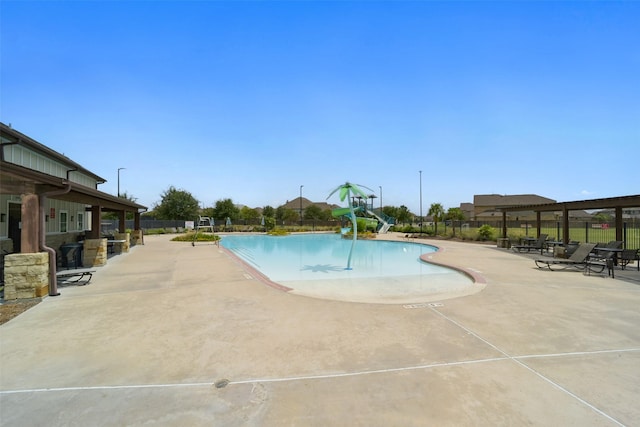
[3,252,49,300]
[130,229,144,246]
[83,238,107,267]
[114,232,130,254]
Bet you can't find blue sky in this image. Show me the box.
[2,1,638,213]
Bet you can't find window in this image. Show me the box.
[60,211,68,233]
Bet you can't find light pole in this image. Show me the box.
[379,186,382,211]
[117,167,126,197]
[299,185,304,226]
[419,170,423,234]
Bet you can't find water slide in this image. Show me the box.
[365,209,393,234]
[331,207,357,218]
[331,206,393,234]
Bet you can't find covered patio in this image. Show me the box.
[498,194,640,248]
[1,123,147,298]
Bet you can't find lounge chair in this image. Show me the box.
[56,268,95,284]
[512,234,548,255]
[535,243,596,271]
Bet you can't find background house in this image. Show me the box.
[471,194,557,221]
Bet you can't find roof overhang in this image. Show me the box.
[1,160,146,212]
[499,195,640,213]
[1,123,106,183]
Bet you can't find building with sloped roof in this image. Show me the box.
[281,197,339,218]
[473,194,557,220]
[1,123,146,298]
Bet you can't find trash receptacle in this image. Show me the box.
[497,238,510,248]
[554,247,566,258]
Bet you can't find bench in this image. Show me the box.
[56,268,96,284]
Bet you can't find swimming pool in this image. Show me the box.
[220,233,480,304]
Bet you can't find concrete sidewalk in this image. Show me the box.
[1,233,639,426]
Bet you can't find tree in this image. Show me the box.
[320,208,333,221]
[153,186,200,220]
[395,205,412,225]
[446,207,466,221]
[304,205,324,220]
[593,212,612,223]
[240,206,260,222]
[283,209,299,223]
[445,207,466,237]
[200,206,215,219]
[262,205,275,218]
[213,198,240,222]
[428,203,445,235]
[276,207,299,224]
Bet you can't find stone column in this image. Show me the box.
[130,229,144,246]
[3,253,49,300]
[114,232,130,253]
[83,238,107,267]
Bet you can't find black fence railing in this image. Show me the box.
[100,218,343,232]
[99,218,640,249]
[440,220,639,250]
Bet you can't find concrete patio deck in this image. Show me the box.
[1,233,639,426]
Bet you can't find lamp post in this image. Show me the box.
[117,167,126,197]
[419,170,423,234]
[379,186,382,211]
[299,185,304,226]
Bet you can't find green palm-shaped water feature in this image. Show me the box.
[327,182,374,270]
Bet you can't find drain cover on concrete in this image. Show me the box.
[214,379,230,388]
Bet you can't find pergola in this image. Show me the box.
[498,195,640,246]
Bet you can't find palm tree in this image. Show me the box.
[428,203,445,235]
[327,182,372,270]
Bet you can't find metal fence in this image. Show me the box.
[442,220,640,250]
[100,218,342,232]
[101,218,640,249]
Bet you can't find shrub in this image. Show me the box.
[476,225,495,241]
[264,217,276,230]
[267,228,290,236]
[172,232,220,242]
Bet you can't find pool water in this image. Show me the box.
[220,233,479,304]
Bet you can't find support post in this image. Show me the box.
[89,205,102,239]
[118,211,126,233]
[615,206,623,244]
[20,194,39,253]
[562,205,570,245]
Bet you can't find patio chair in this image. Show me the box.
[535,243,596,271]
[512,234,548,255]
[620,249,640,271]
[586,247,618,278]
[587,240,624,276]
